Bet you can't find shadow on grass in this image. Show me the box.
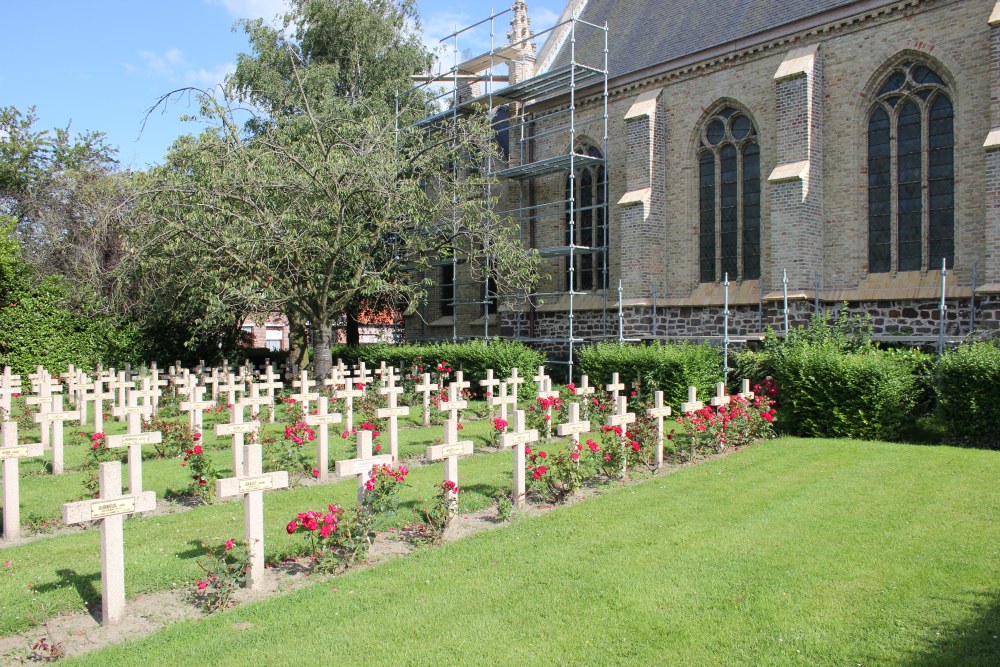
[33,569,102,622]
[175,539,211,561]
[908,592,1000,666]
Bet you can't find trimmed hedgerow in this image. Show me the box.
[327,340,545,399]
[767,342,916,440]
[937,342,1000,448]
[576,342,722,408]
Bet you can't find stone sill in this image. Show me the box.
[427,316,454,327]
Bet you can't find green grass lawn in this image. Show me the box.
[52,438,1000,666]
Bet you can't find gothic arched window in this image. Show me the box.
[564,145,607,292]
[697,106,760,283]
[867,60,954,272]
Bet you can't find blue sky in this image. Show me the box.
[1,0,562,170]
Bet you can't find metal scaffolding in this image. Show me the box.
[397,7,610,381]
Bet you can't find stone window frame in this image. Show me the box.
[563,143,608,293]
[440,264,454,317]
[695,104,762,283]
[866,59,955,274]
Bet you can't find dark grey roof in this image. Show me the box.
[545,0,882,81]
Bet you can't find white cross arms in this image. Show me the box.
[335,430,392,505]
[607,395,636,428]
[479,368,502,398]
[557,402,591,445]
[451,370,471,394]
[680,386,704,413]
[488,381,517,421]
[440,383,468,423]
[605,372,625,401]
[214,401,259,477]
[710,382,730,408]
[739,379,755,400]
[62,461,157,625]
[575,375,596,397]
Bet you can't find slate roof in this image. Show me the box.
[544,0,889,81]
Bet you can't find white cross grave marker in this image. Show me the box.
[214,401,259,477]
[0,367,22,419]
[439,383,468,425]
[605,372,625,403]
[179,385,214,435]
[557,401,591,447]
[335,430,392,505]
[305,396,342,481]
[1,421,43,541]
[62,461,157,625]
[499,409,538,509]
[646,391,673,469]
[414,373,438,427]
[479,368,502,400]
[216,444,288,591]
[107,389,159,494]
[608,395,637,475]
[452,370,471,395]
[335,382,365,432]
[376,371,409,463]
[739,379,755,401]
[218,372,245,415]
[576,375,596,397]
[488,381,517,422]
[258,366,284,423]
[507,367,526,401]
[291,370,319,414]
[44,394,81,475]
[426,419,473,510]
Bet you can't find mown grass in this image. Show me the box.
[55,439,999,666]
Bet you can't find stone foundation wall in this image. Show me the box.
[497,296,1000,356]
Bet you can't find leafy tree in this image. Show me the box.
[0,106,125,296]
[126,0,538,377]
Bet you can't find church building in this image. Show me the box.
[405,0,1000,358]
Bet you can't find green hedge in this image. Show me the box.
[0,277,146,375]
[576,342,722,408]
[327,340,545,398]
[937,343,1000,448]
[767,343,916,440]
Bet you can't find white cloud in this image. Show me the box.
[129,48,235,90]
[206,0,288,23]
[186,62,238,88]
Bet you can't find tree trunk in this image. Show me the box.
[287,313,309,370]
[346,308,360,347]
[313,320,335,379]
